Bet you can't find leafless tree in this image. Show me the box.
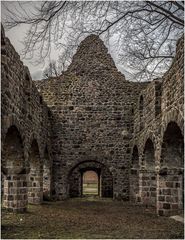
[43,60,59,78]
[43,46,73,78]
[2,1,184,81]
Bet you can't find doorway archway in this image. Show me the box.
[68,161,113,198]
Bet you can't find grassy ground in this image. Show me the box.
[1,197,184,239]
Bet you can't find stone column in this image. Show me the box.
[157,168,184,216]
[3,174,27,212]
[43,168,51,200]
[130,167,139,202]
[28,169,43,204]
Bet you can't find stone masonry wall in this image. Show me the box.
[1,26,52,211]
[1,24,183,216]
[35,35,147,200]
[131,36,184,215]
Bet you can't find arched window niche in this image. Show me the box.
[161,121,184,169]
[143,139,155,171]
[131,145,139,169]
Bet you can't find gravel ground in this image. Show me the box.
[1,197,184,239]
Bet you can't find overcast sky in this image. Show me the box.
[2,1,59,80]
[3,24,47,80]
[1,1,128,80]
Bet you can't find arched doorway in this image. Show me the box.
[82,170,99,196]
[130,145,139,202]
[158,121,184,216]
[28,140,43,204]
[141,138,156,206]
[68,161,113,198]
[2,126,27,212]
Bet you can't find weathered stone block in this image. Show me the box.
[163,203,171,209]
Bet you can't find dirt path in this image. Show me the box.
[1,198,184,239]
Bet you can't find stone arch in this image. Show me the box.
[158,121,184,216]
[67,160,113,198]
[28,133,43,160]
[141,129,157,151]
[141,138,157,206]
[1,115,29,172]
[142,129,161,165]
[28,139,43,204]
[161,121,184,168]
[2,125,28,212]
[1,115,25,149]
[2,125,25,174]
[161,108,184,139]
[131,139,143,159]
[43,146,52,200]
[143,138,155,170]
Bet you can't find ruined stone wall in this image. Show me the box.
[1,26,52,211]
[1,24,183,216]
[133,80,162,134]
[35,35,146,200]
[130,36,184,215]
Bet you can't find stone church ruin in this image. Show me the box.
[1,25,184,216]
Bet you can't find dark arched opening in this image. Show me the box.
[158,121,184,215]
[143,139,155,170]
[161,122,184,168]
[68,161,113,198]
[141,138,156,206]
[131,145,139,168]
[2,126,27,212]
[2,126,24,172]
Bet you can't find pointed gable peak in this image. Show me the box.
[67,34,119,75]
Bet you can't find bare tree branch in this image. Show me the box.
[2,1,184,81]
